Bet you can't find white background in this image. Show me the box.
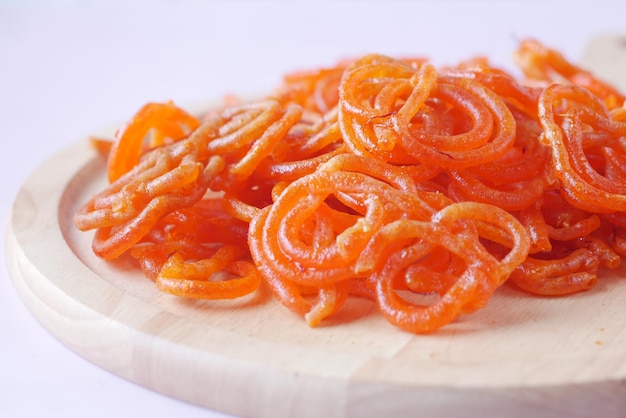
[1,1,625,417]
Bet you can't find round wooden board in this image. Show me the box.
[6,135,626,418]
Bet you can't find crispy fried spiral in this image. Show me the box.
[75,39,626,333]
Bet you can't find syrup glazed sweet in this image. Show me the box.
[74,39,626,334]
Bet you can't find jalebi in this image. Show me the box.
[74,39,626,333]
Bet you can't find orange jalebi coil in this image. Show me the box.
[74,39,626,334]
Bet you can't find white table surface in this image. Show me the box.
[2,1,626,417]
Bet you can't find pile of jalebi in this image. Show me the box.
[74,39,626,333]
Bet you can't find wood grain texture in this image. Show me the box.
[6,38,626,418]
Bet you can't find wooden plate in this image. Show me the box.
[6,38,626,418]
